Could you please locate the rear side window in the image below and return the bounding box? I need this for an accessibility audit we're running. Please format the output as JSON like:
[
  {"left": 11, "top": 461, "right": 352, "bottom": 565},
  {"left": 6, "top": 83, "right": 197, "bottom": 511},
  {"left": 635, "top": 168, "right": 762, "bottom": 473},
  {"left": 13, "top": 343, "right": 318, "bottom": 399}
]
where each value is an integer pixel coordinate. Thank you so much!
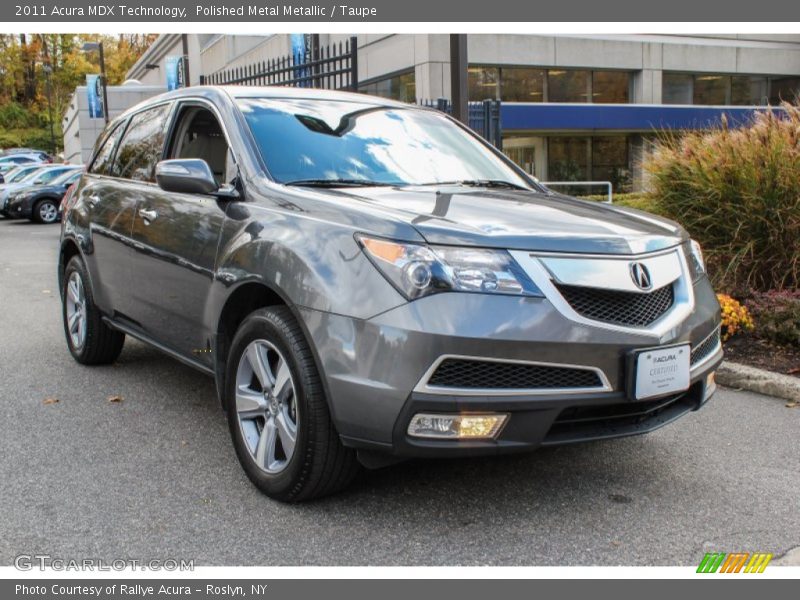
[
  {"left": 33, "top": 168, "right": 72, "bottom": 184},
  {"left": 89, "top": 122, "right": 125, "bottom": 175},
  {"left": 112, "top": 104, "right": 171, "bottom": 182}
]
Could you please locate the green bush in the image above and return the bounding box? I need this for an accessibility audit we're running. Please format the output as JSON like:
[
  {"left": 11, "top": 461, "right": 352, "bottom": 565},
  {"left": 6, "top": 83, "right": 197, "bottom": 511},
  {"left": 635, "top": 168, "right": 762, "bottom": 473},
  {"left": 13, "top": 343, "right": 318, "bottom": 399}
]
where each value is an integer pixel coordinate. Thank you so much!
[
  {"left": 746, "top": 290, "right": 800, "bottom": 348},
  {"left": 645, "top": 103, "right": 800, "bottom": 293},
  {"left": 0, "top": 102, "right": 33, "bottom": 129}
]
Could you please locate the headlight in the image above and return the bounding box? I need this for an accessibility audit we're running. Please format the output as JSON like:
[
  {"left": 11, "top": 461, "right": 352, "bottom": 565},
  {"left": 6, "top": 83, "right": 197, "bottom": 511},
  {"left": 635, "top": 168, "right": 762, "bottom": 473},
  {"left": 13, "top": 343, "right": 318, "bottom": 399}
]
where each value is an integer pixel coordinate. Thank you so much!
[
  {"left": 687, "top": 239, "right": 705, "bottom": 278},
  {"left": 357, "top": 235, "right": 543, "bottom": 300}
]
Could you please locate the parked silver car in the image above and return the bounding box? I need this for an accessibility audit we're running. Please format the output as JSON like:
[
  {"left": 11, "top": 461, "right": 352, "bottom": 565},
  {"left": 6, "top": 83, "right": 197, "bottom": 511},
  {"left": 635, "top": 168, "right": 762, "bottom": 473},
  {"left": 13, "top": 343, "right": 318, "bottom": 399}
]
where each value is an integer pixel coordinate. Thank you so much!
[{"left": 59, "top": 87, "right": 722, "bottom": 501}]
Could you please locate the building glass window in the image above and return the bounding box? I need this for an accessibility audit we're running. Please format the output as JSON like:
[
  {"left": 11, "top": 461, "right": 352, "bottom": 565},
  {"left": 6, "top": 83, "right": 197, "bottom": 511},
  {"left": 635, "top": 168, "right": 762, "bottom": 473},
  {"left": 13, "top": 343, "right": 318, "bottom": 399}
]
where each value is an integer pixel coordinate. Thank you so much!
[
  {"left": 663, "top": 73, "right": 693, "bottom": 104},
  {"left": 544, "top": 136, "right": 632, "bottom": 193},
  {"left": 693, "top": 74, "right": 730, "bottom": 105},
  {"left": 468, "top": 66, "right": 499, "bottom": 101},
  {"left": 360, "top": 71, "right": 416, "bottom": 103},
  {"left": 769, "top": 77, "right": 800, "bottom": 104},
  {"left": 547, "top": 137, "right": 589, "bottom": 182},
  {"left": 591, "top": 137, "right": 631, "bottom": 192},
  {"left": 731, "top": 76, "right": 768, "bottom": 105},
  {"left": 500, "top": 68, "right": 545, "bottom": 102},
  {"left": 547, "top": 70, "right": 590, "bottom": 103},
  {"left": 592, "top": 71, "right": 630, "bottom": 103}
]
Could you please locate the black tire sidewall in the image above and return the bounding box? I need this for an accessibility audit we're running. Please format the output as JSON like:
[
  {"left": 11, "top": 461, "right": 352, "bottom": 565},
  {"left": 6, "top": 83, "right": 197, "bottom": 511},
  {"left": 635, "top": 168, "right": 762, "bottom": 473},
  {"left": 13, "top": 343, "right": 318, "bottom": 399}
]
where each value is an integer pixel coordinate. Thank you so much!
[{"left": 224, "top": 309, "right": 315, "bottom": 499}]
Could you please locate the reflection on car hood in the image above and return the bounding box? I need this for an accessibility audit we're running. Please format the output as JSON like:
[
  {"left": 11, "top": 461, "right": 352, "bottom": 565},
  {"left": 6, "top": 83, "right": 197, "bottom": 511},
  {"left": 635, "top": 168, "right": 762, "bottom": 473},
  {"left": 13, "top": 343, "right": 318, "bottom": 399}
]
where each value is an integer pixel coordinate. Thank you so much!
[{"left": 329, "top": 186, "right": 686, "bottom": 255}]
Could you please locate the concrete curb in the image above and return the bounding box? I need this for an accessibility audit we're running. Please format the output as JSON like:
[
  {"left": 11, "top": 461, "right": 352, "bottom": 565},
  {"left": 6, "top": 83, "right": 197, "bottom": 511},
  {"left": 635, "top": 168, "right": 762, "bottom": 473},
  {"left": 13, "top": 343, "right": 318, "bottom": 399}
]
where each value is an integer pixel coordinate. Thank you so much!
[{"left": 716, "top": 361, "right": 800, "bottom": 403}]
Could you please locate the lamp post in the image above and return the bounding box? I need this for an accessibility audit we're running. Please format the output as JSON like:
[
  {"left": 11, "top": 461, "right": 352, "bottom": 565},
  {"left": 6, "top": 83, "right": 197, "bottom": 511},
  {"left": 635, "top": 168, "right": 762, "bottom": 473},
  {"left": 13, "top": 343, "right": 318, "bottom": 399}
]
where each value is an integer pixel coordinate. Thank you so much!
[{"left": 81, "top": 41, "right": 109, "bottom": 125}]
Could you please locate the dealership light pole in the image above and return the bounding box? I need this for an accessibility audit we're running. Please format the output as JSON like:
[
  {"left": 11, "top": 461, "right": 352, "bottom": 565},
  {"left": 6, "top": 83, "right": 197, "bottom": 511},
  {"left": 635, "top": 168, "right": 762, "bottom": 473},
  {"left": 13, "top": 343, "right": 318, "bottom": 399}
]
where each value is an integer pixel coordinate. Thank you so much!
[{"left": 81, "top": 41, "right": 110, "bottom": 124}]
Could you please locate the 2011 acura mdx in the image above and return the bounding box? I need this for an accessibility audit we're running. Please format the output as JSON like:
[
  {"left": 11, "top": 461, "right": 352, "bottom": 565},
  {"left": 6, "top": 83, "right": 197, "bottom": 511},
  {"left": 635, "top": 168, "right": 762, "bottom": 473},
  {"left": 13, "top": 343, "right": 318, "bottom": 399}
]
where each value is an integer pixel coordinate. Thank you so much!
[{"left": 59, "top": 87, "right": 722, "bottom": 501}]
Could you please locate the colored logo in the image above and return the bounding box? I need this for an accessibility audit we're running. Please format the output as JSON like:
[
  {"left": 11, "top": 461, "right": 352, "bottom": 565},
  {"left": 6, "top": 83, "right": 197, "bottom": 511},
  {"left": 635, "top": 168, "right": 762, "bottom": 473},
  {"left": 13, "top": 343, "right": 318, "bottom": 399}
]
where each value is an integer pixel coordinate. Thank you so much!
[{"left": 697, "top": 552, "right": 773, "bottom": 573}]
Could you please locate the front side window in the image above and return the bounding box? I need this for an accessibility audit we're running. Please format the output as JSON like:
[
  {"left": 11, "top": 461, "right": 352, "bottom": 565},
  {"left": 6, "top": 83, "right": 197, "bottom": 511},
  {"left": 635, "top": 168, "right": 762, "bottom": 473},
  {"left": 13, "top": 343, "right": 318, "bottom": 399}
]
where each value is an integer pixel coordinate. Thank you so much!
[
  {"left": 237, "top": 98, "right": 530, "bottom": 188},
  {"left": 89, "top": 122, "right": 125, "bottom": 175},
  {"left": 112, "top": 104, "right": 171, "bottom": 182}
]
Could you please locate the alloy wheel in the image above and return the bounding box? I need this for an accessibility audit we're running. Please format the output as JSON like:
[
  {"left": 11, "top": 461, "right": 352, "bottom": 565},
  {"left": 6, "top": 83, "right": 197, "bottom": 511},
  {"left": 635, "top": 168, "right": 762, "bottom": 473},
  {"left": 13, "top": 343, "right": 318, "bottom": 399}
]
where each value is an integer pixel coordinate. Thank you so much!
[
  {"left": 65, "top": 271, "right": 87, "bottom": 349},
  {"left": 235, "top": 340, "right": 299, "bottom": 474},
  {"left": 39, "top": 202, "right": 58, "bottom": 223}
]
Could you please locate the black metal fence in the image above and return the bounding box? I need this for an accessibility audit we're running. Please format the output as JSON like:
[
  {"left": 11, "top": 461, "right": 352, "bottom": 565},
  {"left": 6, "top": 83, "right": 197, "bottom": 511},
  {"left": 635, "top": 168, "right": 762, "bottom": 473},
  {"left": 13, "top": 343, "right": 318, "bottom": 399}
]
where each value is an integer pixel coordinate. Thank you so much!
[
  {"left": 419, "top": 98, "right": 503, "bottom": 150},
  {"left": 200, "top": 36, "right": 358, "bottom": 91}
]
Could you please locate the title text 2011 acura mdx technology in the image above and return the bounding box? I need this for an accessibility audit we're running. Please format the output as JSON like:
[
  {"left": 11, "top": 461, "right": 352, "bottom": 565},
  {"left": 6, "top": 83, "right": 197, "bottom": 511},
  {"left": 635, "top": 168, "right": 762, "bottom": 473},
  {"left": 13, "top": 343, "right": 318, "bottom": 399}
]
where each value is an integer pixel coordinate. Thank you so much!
[{"left": 59, "top": 87, "right": 722, "bottom": 501}]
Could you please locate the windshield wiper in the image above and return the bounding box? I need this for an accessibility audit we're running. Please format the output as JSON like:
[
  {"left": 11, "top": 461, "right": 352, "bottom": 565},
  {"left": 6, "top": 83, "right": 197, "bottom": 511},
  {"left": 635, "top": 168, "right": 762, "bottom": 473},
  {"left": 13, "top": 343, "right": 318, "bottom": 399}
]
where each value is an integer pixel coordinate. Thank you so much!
[
  {"left": 284, "top": 178, "right": 399, "bottom": 188},
  {"left": 418, "top": 179, "right": 528, "bottom": 190}
]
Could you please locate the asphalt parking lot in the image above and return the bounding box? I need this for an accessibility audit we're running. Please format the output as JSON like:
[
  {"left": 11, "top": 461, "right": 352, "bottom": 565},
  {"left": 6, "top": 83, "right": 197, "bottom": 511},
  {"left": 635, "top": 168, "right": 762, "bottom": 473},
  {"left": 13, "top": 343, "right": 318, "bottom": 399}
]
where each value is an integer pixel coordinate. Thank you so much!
[{"left": 0, "top": 218, "right": 798, "bottom": 567}]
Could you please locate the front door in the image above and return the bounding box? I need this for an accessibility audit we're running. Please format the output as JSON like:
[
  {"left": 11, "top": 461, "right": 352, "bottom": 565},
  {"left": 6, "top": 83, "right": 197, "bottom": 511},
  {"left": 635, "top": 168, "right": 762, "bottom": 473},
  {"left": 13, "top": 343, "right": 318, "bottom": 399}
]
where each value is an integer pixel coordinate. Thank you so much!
[{"left": 127, "top": 103, "right": 233, "bottom": 363}]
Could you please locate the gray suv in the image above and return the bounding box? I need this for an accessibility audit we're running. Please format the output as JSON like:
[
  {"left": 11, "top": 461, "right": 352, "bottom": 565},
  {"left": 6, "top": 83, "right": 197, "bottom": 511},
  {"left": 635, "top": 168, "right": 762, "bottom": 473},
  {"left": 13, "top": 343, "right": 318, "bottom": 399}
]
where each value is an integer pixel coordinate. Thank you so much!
[{"left": 59, "top": 87, "right": 722, "bottom": 501}]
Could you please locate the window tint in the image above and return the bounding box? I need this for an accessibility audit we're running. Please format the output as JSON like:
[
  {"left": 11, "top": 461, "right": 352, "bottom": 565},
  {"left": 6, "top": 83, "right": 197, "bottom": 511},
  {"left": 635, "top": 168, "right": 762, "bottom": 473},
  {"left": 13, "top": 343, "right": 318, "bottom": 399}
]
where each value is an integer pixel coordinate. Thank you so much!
[
  {"left": 112, "top": 104, "right": 171, "bottom": 182},
  {"left": 89, "top": 122, "right": 125, "bottom": 175}
]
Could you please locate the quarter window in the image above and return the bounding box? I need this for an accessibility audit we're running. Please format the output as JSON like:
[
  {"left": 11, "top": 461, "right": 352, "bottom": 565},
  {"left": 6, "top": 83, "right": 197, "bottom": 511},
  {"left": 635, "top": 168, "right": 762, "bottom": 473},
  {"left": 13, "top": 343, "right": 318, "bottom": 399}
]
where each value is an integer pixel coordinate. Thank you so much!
[{"left": 112, "top": 104, "right": 171, "bottom": 182}]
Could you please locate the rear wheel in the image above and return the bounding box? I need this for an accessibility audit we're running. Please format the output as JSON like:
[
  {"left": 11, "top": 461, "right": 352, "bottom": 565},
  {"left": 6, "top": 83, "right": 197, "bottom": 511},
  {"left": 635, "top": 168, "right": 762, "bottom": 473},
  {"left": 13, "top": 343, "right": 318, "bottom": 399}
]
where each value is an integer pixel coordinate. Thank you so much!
[
  {"left": 62, "top": 256, "right": 125, "bottom": 364},
  {"left": 225, "top": 306, "right": 360, "bottom": 502},
  {"left": 33, "top": 199, "right": 59, "bottom": 224}
]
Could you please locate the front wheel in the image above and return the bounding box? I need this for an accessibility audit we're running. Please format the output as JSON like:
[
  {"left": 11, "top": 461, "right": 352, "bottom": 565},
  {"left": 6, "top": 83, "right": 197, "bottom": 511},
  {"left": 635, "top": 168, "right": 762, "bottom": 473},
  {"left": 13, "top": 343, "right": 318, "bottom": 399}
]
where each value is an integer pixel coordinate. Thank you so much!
[
  {"left": 224, "top": 306, "right": 360, "bottom": 502},
  {"left": 33, "top": 199, "right": 59, "bottom": 224}
]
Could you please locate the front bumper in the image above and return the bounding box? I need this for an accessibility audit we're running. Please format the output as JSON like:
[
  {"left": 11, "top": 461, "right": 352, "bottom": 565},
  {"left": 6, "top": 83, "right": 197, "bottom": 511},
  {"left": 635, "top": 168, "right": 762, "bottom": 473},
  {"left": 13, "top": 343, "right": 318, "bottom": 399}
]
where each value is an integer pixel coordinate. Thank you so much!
[
  {"left": 4, "top": 198, "right": 33, "bottom": 219},
  {"left": 299, "top": 276, "right": 722, "bottom": 457}
]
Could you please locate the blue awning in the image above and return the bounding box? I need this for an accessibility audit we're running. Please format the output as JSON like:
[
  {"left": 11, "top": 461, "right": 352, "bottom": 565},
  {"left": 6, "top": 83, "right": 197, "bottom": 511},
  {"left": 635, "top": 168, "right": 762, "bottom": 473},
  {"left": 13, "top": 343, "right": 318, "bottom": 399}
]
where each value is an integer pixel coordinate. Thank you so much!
[{"left": 500, "top": 103, "right": 781, "bottom": 132}]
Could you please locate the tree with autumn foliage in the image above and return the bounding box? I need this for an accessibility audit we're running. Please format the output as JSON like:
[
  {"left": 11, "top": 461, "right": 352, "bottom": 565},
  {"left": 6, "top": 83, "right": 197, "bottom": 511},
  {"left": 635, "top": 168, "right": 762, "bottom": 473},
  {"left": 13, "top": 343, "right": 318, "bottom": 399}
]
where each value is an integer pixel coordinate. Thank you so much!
[{"left": 0, "top": 34, "right": 157, "bottom": 154}]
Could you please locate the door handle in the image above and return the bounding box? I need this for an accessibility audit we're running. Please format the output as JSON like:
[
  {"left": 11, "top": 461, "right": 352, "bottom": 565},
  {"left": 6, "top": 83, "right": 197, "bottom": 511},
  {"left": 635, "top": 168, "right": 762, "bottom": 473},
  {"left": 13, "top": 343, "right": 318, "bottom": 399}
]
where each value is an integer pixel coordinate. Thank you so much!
[{"left": 138, "top": 208, "right": 158, "bottom": 222}]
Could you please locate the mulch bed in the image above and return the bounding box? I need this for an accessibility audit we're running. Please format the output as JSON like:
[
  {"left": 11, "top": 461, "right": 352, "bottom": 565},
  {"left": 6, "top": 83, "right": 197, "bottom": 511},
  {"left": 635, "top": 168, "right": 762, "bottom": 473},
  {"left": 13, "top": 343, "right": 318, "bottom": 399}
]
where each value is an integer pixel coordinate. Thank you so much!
[{"left": 723, "top": 335, "right": 800, "bottom": 379}]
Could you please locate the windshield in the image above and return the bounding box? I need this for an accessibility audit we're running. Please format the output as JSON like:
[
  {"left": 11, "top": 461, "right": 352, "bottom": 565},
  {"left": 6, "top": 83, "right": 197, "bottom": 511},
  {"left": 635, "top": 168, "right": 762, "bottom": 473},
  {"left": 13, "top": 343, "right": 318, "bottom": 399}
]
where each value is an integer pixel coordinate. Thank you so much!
[
  {"left": 7, "top": 166, "right": 42, "bottom": 182},
  {"left": 237, "top": 98, "right": 531, "bottom": 188}
]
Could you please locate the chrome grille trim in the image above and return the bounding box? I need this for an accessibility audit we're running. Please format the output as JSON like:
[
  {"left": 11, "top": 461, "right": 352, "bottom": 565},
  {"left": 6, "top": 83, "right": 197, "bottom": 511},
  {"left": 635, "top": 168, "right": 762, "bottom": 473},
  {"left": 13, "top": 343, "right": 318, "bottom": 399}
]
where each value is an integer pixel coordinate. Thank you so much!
[
  {"left": 509, "top": 247, "right": 696, "bottom": 341},
  {"left": 414, "top": 354, "right": 612, "bottom": 396}
]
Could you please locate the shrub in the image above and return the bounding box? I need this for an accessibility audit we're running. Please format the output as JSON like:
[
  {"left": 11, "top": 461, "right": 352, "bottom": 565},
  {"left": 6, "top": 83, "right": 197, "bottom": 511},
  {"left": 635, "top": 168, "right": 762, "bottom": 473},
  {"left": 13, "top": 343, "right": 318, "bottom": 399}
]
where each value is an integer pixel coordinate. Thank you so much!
[
  {"left": 717, "top": 294, "right": 755, "bottom": 341},
  {"left": 745, "top": 290, "right": 800, "bottom": 348},
  {"left": 645, "top": 103, "right": 800, "bottom": 293}
]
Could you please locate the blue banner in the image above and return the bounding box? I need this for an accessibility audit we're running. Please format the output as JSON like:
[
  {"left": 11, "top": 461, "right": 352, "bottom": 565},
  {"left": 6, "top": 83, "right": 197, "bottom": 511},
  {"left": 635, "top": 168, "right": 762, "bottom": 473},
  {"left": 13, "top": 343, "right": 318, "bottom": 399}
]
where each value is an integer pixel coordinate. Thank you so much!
[
  {"left": 165, "top": 55, "right": 185, "bottom": 91},
  {"left": 86, "top": 74, "right": 104, "bottom": 119}
]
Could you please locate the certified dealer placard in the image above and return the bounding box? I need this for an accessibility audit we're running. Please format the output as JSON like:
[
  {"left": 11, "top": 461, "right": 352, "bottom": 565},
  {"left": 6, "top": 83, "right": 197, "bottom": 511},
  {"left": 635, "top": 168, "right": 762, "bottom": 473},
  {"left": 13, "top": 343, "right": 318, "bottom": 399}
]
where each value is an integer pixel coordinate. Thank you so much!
[{"left": 635, "top": 344, "right": 690, "bottom": 400}]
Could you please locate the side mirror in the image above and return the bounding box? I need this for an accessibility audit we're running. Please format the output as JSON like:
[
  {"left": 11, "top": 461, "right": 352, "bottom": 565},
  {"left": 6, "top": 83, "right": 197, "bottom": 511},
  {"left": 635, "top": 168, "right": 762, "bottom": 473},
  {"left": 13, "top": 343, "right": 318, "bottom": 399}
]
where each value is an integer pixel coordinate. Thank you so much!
[{"left": 155, "top": 159, "right": 227, "bottom": 196}]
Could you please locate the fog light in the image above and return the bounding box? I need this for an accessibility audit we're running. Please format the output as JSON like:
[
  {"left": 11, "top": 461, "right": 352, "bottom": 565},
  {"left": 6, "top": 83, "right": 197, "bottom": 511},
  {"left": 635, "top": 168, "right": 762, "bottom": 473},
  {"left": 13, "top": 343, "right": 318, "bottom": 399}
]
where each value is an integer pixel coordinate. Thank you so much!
[{"left": 407, "top": 413, "right": 508, "bottom": 439}]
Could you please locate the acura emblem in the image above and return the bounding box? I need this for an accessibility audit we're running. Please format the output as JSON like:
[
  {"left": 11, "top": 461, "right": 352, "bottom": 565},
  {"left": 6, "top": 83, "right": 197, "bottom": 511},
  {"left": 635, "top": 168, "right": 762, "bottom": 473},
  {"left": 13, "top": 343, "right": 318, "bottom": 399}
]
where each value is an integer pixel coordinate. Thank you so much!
[{"left": 629, "top": 262, "right": 652, "bottom": 290}]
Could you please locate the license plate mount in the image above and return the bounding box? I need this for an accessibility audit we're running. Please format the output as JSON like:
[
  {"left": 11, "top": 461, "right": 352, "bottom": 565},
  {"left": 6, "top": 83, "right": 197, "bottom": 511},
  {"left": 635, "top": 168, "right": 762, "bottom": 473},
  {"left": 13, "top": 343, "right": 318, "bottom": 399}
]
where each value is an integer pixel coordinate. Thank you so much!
[{"left": 628, "top": 343, "right": 691, "bottom": 401}]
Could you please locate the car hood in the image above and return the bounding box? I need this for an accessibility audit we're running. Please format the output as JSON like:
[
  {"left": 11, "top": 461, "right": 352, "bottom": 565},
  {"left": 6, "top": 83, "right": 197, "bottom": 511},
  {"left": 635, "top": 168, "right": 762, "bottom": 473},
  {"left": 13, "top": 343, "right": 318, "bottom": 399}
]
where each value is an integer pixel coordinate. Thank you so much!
[{"left": 325, "top": 186, "right": 686, "bottom": 255}]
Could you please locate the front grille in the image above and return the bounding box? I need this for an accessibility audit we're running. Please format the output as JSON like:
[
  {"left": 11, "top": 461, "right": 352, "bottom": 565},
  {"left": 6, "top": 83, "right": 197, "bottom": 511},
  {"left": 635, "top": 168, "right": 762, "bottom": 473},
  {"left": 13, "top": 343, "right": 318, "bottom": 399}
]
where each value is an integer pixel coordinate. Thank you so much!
[
  {"left": 555, "top": 282, "right": 675, "bottom": 327},
  {"left": 691, "top": 327, "right": 721, "bottom": 366},
  {"left": 427, "top": 358, "right": 604, "bottom": 390}
]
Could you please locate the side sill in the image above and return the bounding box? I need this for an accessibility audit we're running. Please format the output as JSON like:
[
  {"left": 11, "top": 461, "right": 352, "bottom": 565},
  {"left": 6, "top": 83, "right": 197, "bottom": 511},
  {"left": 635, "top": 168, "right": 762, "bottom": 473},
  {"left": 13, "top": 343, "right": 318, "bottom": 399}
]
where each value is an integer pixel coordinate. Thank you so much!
[{"left": 101, "top": 316, "right": 215, "bottom": 377}]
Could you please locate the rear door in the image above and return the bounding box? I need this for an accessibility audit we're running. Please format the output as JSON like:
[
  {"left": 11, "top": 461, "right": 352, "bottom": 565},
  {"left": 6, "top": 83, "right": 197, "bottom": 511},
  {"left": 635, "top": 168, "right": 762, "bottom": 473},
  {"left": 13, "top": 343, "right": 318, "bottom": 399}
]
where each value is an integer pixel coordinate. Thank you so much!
[
  {"left": 77, "top": 120, "right": 139, "bottom": 316},
  {"left": 127, "top": 101, "right": 232, "bottom": 362}
]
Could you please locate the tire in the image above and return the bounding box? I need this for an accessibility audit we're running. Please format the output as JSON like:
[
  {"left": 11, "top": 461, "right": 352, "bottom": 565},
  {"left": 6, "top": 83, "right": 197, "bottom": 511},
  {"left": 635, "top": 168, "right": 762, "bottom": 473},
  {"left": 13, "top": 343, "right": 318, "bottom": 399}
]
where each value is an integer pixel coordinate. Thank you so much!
[
  {"left": 62, "top": 256, "right": 125, "bottom": 365},
  {"left": 225, "top": 306, "right": 360, "bottom": 502},
  {"left": 33, "top": 199, "right": 59, "bottom": 224}
]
